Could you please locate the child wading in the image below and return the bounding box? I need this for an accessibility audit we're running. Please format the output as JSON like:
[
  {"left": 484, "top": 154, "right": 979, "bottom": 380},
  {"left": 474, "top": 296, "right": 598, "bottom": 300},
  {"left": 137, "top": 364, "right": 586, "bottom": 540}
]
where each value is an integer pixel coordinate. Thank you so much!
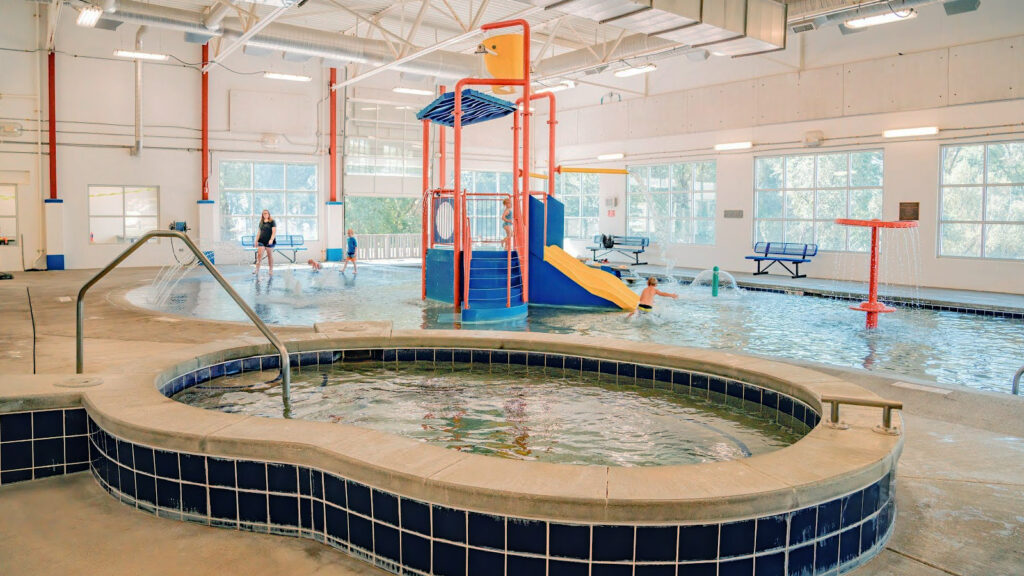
[
  {"left": 340, "top": 229, "right": 358, "bottom": 274},
  {"left": 630, "top": 276, "right": 678, "bottom": 317}
]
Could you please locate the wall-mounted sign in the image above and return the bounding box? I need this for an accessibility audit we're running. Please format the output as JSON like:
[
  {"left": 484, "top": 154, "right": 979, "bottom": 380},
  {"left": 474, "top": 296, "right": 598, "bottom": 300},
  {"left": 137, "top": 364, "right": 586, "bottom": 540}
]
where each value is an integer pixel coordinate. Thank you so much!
[
  {"left": 899, "top": 202, "right": 920, "bottom": 221},
  {"left": 607, "top": 210, "right": 616, "bottom": 217}
]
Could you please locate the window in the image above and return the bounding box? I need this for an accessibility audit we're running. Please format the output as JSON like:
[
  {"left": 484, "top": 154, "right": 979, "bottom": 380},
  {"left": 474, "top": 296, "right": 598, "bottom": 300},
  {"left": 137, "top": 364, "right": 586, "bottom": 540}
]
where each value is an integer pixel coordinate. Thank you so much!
[
  {"left": 627, "top": 161, "right": 716, "bottom": 245},
  {"left": 219, "top": 161, "right": 319, "bottom": 241},
  {"left": 345, "top": 196, "right": 420, "bottom": 234},
  {"left": 88, "top": 185, "right": 159, "bottom": 244},
  {"left": 753, "top": 150, "right": 883, "bottom": 252},
  {"left": 345, "top": 138, "right": 420, "bottom": 177},
  {"left": 557, "top": 172, "right": 600, "bottom": 239},
  {"left": 939, "top": 141, "right": 1024, "bottom": 260},
  {"left": 0, "top": 184, "right": 16, "bottom": 245}
]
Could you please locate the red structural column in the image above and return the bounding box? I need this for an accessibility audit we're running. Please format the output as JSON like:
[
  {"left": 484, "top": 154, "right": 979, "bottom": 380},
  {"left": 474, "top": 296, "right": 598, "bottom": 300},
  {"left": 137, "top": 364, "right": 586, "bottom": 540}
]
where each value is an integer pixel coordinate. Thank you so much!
[
  {"left": 329, "top": 67, "right": 337, "bottom": 202},
  {"left": 201, "top": 44, "right": 210, "bottom": 201},
  {"left": 421, "top": 119, "right": 430, "bottom": 301},
  {"left": 48, "top": 51, "right": 57, "bottom": 200},
  {"left": 439, "top": 86, "right": 446, "bottom": 189}
]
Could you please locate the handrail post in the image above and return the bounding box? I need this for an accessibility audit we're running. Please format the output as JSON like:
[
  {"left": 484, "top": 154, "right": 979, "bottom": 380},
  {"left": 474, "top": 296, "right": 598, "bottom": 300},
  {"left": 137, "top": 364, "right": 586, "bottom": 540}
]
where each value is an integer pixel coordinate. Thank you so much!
[
  {"left": 821, "top": 395, "right": 903, "bottom": 436},
  {"left": 1013, "top": 365, "right": 1023, "bottom": 395},
  {"left": 76, "top": 230, "right": 291, "bottom": 402}
]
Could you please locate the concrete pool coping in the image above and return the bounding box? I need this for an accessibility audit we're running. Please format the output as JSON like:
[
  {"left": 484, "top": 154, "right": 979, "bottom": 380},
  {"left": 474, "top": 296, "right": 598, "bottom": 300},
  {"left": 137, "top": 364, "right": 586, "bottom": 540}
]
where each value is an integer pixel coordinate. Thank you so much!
[{"left": 1, "top": 327, "right": 903, "bottom": 525}]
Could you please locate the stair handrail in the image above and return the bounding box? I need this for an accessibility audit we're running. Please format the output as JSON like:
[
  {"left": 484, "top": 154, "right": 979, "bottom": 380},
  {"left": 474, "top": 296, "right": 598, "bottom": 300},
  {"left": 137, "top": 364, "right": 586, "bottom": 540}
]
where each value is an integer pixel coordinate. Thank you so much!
[
  {"left": 76, "top": 230, "right": 290, "bottom": 400},
  {"left": 1013, "top": 365, "right": 1023, "bottom": 395}
]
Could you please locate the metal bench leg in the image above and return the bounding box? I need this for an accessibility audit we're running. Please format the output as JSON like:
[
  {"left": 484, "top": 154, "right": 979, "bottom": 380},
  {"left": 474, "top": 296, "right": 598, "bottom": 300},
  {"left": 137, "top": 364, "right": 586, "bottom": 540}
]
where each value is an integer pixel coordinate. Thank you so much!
[
  {"left": 791, "top": 261, "right": 806, "bottom": 279},
  {"left": 753, "top": 260, "right": 772, "bottom": 275}
]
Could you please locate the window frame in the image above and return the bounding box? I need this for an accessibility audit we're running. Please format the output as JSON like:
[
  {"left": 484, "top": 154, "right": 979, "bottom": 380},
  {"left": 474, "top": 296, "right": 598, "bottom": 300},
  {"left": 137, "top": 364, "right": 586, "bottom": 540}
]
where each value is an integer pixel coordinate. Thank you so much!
[
  {"left": 752, "top": 149, "right": 884, "bottom": 253},
  {"left": 626, "top": 159, "right": 717, "bottom": 246},
  {"left": 937, "top": 139, "right": 1024, "bottom": 261},
  {"left": 556, "top": 171, "right": 600, "bottom": 240},
  {"left": 87, "top": 184, "right": 160, "bottom": 245},
  {"left": 218, "top": 160, "right": 320, "bottom": 242}
]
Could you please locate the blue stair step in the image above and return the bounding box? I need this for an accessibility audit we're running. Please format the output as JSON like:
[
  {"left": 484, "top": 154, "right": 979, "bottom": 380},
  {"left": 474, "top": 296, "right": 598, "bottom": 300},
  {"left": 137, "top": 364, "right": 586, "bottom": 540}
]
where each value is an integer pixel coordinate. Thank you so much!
[
  {"left": 461, "top": 302, "right": 528, "bottom": 323},
  {"left": 470, "top": 275, "right": 523, "bottom": 289},
  {"left": 469, "top": 286, "right": 524, "bottom": 301},
  {"left": 471, "top": 250, "right": 519, "bottom": 259},
  {"left": 471, "top": 260, "right": 521, "bottom": 271}
]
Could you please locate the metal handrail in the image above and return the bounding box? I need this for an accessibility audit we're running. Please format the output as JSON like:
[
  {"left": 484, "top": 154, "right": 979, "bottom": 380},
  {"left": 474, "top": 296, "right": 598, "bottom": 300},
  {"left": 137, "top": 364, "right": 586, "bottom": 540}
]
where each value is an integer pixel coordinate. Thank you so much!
[
  {"left": 820, "top": 395, "right": 903, "bottom": 435},
  {"left": 76, "top": 230, "right": 290, "bottom": 400},
  {"left": 1013, "top": 365, "right": 1023, "bottom": 395}
]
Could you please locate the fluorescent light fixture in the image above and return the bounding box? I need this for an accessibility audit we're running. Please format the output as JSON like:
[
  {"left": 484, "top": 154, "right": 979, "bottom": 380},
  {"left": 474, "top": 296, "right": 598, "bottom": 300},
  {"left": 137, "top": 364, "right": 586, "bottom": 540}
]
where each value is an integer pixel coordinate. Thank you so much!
[
  {"left": 263, "top": 72, "right": 312, "bottom": 82},
  {"left": 845, "top": 8, "right": 916, "bottom": 29},
  {"left": 614, "top": 63, "right": 656, "bottom": 78},
  {"left": 77, "top": 5, "right": 103, "bottom": 28},
  {"left": 714, "top": 141, "right": 753, "bottom": 151},
  {"left": 533, "top": 80, "right": 575, "bottom": 94},
  {"left": 360, "top": 107, "right": 377, "bottom": 111},
  {"left": 393, "top": 87, "right": 433, "bottom": 96},
  {"left": 597, "top": 153, "right": 624, "bottom": 161},
  {"left": 882, "top": 126, "right": 939, "bottom": 138},
  {"left": 113, "top": 50, "right": 169, "bottom": 61}
]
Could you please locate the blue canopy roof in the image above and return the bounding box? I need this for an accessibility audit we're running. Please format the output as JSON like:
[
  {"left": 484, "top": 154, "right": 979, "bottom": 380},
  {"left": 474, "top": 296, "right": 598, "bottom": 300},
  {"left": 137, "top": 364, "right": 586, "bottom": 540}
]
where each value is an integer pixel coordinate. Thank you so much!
[{"left": 416, "top": 89, "right": 517, "bottom": 127}]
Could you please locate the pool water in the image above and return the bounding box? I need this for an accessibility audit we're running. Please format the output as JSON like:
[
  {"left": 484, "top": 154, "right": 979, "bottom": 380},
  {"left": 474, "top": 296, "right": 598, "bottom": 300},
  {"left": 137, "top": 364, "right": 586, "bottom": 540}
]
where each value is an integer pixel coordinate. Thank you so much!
[
  {"left": 128, "top": 264, "right": 1024, "bottom": 393},
  {"left": 172, "top": 361, "right": 803, "bottom": 467}
]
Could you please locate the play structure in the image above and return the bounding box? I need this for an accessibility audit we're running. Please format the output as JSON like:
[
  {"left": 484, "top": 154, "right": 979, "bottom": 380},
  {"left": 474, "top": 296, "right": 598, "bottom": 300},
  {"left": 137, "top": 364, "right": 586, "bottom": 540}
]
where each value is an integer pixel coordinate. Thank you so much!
[
  {"left": 835, "top": 218, "right": 920, "bottom": 329},
  {"left": 418, "top": 20, "right": 637, "bottom": 322}
]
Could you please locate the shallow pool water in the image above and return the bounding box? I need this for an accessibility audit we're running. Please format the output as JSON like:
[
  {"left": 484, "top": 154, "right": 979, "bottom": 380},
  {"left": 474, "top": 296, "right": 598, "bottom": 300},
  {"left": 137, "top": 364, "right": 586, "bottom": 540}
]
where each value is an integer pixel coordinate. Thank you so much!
[
  {"left": 128, "top": 264, "right": 1024, "bottom": 393},
  {"left": 173, "top": 361, "right": 802, "bottom": 467}
]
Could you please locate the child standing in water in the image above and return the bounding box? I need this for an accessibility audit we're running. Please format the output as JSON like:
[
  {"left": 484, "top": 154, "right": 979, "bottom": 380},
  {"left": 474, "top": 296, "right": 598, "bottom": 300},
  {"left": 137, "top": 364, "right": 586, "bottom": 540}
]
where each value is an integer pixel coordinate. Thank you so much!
[
  {"left": 340, "top": 228, "right": 358, "bottom": 274},
  {"left": 631, "top": 276, "right": 677, "bottom": 316},
  {"left": 501, "top": 197, "right": 513, "bottom": 251}
]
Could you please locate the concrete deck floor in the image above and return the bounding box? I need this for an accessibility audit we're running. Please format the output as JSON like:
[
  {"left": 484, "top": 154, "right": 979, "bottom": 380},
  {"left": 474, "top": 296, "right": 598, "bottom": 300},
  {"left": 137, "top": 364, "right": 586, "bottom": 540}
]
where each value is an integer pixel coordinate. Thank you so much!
[{"left": 1, "top": 268, "right": 1022, "bottom": 576}]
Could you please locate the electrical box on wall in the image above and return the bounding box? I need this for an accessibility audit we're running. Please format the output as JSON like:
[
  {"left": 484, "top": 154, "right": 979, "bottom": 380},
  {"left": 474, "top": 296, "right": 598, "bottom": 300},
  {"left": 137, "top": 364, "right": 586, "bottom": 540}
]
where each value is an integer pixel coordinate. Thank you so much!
[
  {"left": 899, "top": 202, "right": 920, "bottom": 221},
  {"left": 604, "top": 197, "right": 618, "bottom": 208}
]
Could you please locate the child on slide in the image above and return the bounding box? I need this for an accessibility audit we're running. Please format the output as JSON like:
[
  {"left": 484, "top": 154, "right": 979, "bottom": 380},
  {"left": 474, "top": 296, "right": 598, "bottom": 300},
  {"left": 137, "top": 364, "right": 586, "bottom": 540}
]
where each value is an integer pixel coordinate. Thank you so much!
[{"left": 630, "top": 277, "right": 678, "bottom": 317}]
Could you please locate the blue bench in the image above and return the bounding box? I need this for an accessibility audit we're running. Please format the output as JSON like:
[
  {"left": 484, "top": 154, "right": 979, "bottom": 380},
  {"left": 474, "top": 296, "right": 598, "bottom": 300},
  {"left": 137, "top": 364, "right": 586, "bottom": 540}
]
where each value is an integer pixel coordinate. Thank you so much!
[
  {"left": 240, "top": 234, "right": 307, "bottom": 263},
  {"left": 746, "top": 242, "right": 817, "bottom": 278},
  {"left": 589, "top": 234, "right": 649, "bottom": 265}
]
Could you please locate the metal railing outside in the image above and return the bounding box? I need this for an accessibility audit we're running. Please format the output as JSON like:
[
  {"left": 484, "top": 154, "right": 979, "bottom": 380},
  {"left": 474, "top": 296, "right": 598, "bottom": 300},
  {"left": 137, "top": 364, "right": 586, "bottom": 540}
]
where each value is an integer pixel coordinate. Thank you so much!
[
  {"left": 1013, "top": 365, "right": 1023, "bottom": 395},
  {"left": 76, "top": 230, "right": 291, "bottom": 401},
  {"left": 359, "top": 233, "right": 422, "bottom": 260}
]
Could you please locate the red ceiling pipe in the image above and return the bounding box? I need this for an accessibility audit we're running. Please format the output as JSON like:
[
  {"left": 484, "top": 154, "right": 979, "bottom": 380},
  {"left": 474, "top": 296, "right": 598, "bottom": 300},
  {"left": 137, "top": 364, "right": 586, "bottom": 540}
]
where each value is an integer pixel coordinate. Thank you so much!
[
  {"left": 201, "top": 43, "right": 210, "bottom": 201},
  {"left": 329, "top": 67, "right": 338, "bottom": 203},
  {"left": 48, "top": 51, "right": 57, "bottom": 200}
]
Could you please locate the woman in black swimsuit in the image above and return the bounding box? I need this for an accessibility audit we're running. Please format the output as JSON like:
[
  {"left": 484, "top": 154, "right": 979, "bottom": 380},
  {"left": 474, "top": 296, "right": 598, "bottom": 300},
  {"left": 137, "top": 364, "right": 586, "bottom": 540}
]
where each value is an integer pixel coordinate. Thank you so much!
[{"left": 254, "top": 209, "right": 277, "bottom": 276}]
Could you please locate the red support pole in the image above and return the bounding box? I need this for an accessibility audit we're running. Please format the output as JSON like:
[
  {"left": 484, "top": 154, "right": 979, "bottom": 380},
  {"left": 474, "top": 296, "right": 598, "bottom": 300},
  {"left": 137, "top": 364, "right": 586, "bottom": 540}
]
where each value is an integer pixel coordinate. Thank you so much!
[
  {"left": 329, "top": 67, "right": 337, "bottom": 203},
  {"left": 422, "top": 119, "right": 430, "bottom": 301},
  {"left": 201, "top": 44, "right": 210, "bottom": 201},
  {"left": 454, "top": 87, "right": 463, "bottom": 312},
  {"left": 439, "top": 86, "right": 446, "bottom": 188},
  {"left": 47, "top": 51, "right": 57, "bottom": 200},
  {"left": 866, "top": 226, "right": 880, "bottom": 329}
]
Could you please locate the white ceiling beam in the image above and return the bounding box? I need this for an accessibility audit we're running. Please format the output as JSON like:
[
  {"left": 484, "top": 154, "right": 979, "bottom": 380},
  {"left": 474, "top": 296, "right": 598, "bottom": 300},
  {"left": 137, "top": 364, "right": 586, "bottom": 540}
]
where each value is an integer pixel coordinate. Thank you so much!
[
  {"left": 468, "top": 0, "right": 492, "bottom": 31},
  {"left": 399, "top": 0, "right": 432, "bottom": 58},
  {"left": 204, "top": 1, "right": 296, "bottom": 72}
]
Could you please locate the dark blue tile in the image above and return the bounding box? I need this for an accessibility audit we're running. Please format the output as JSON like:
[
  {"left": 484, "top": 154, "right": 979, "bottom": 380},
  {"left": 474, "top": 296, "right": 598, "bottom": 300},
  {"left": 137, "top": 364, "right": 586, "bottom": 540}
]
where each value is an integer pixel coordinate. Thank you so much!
[
  {"left": 618, "top": 362, "right": 636, "bottom": 380},
  {"left": 349, "top": 514, "right": 373, "bottom": 550},
  {"left": 207, "top": 458, "right": 235, "bottom": 487},
  {"left": 33, "top": 410, "right": 64, "bottom": 439},
  {"left": 66, "top": 462, "right": 89, "bottom": 474},
  {"left": 756, "top": 551, "right": 786, "bottom": 576},
  {"left": 397, "top": 348, "right": 416, "bottom": 362},
  {"left": 157, "top": 478, "right": 181, "bottom": 510},
  {"left": 374, "top": 523, "right": 401, "bottom": 562},
  {"left": 242, "top": 357, "right": 261, "bottom": 372},
  {"left": 636, "top": 565, "right": 675, "bottom": 576},
  {"left": 635, "top": 364, "right": 654, "bottom": 382},
  {"left": 743, "top": 384, "right": 762, "bottom": 404},
  {"left": 132, "top": 445, "right": 154, "bottom": 475},
  {"left": 508, "top": 351, "right": 527, "bottom": 366},
  {"left": 860, "top": 517, "right": 878, "bottom": 553},
  {"left": 507, "top": 554, "right": 545, "bottom": 576},
  {"left": 709, "top": 377, "right": 727, "bottom": 395},
  {"left": 527, "top": 352, "right": 546, "bottom": 367},
  {"left": 468, "top": 512, "right": 504, "bottom": 550},
  {"left": 433, "top": 505, "right": 466, "bottom": 543},
  {"left": 311, "top": 470, "right": 323, "bottom": 500},
  {"left": 545, "top": 354, "right": 564, "bottom": 369},
  {"left": 181, "top": 482, "right": 207, "bottom": 515},
  {"left": 840, "top": 525, "right": 862, "bottom": 565},
  {"left": 0, "top": 413, "right": 31, "bottom": 442},
  {"left": 719, "top": 557, "right": 753, "bottom": 576},
  {"left": 34, "top": 465, "right": 62, "bottom": 479},
  {"left": 726, "top": 380, "right": 744, "bottom": 400},
  {"left": 402, "top": 532, "right": 431, "bottom": 573},
  {"left": 318, "top": 351, "right": 336, "bottom": 365},
  {"left": 549, "top": 559, "right": 588, "bottom": 576},
  {"left": 599, "top": 360, "right": 618, "bottom": 376},
  {"left": 224, "top": 359, "right": 243, "bottom": 375},
  {"left": 297, "top": 468, "right": 311, "bottom": 496},
  {"left": 401, "top": 498, "right": 431, "bottom": 536},
  {"left": 300, "top": 352, "right": 319, "bottom": 367},
  {"left": 778, "top": 396, "right": 794, "bottom": 417},
  {"left": 436, "top": 348, "right": 455, "bottom": 363},
  {"left": 116, "top": 440, "right": 134, "bottom": 467},
  {"left": 33, "top": 438, "right": 64, "bottom": 467},
  {"left": 550, "top": 523, "right": 589, "bottom": 560},
  {"left": 690, "top": 373, "right": 709, "bottom": 391},
  {"left": 347, "top": 481, "right": 371, "bottom": 515},
  {"left": 64, "top": 409, "right": 88, "bottom": 436},
  {"left": 789, "top": 507, "right": 816, "bottom": 545},
  {"left": 135, "top": 472, "right": 157, "bottom": 505},
  {"left": 1, "top": 469, "right": 32, "bottom": 484},
  {"left": 815, "top": 534, "right": 839, "bottom": 574},
  {"left": 592, "top": 564, "right": 633, "bottom": 576},
  {"left": 313, "top": 499, "right": 325, "bottom": 533},
  {"left": 453, "top": 349, "right": 471, "bottom": 364},
  {"left": 325, "top": 474, "right": 346, "bottom": 507},
  {"left": 118, "top": 465, "right": 135, "bottom": 497},
  {"left": 299, "top": 497, "right": 313, "bottom": 530},
  {"left": 678, "top": 524, "right": 718, "bottom": 561},
  {"left": 372, "top": 489, "right": 399, "bottom": 526},
  {"left": 469, "top": 548, "right": 504, "bottom": 575},
  {"left": 417, "top": 348, "right": 436, "bottom": 362},
  {"left": 564, "top": 355, "right": 582, "bottom": 372},
  {"left": 756, "top": 514, "right": 787, "bottom": 552},
  {"left": 719, "top": 519, "right": 755, "bottom": 558},
  {"left": 793, "top": 403, "right": 805, "bottom": 425},
  {"left": 382, "top": 348, "right": 397, "bottom": 362},
  {"left": 154, "top": 450, "right": 179, "bottom": 479},
  {"left": 234, "top": 489, "right": 265, "bottom": 524},
  {"left": 581, "top": 357, "right": 599, "bottom": 373},
  {"left": 636, "top": 526, "right": 676, "bottom": 561},
  {"left": 507, "top": 518, "right": 546, "bottom": 555},
  {"left": 210, "top": 362, "right": 225, "bottom": 379},
  {"left": 267, "top": 463, "right": 297, "bottom": 494},
  {"left": 432, "top": 541, "right": 465, "bottom": 576},
  {"left": 817, "top": 498, "right": 841, "bottom": 537},
  {"left": 269, "top": 494, "right": 299, "bottom": 527},
  {"left": 593, "top": 525, "right": 633, "bottom": 561},
  {"left": 236, "top": 461, "right": 266, "bottom": 491},
  {"left": 841, "top": 490, "right": 864, "bottom": 527},
  {"left": 677, "top": 562, "right": 717, "bottom": 576},
  {"left": 326, "top": 503, "right": 348, "bottom": 541},
  {"left": 179, "top": 453, "right": 206, "bottom": 484}
]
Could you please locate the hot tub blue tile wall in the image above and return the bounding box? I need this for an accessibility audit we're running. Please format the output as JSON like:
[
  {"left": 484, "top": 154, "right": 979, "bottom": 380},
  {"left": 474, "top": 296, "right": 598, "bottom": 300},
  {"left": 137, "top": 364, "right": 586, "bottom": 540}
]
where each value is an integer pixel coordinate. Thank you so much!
[
  {"left": 0, "top": 408, "right": 91, "bottom": 485},
  {"left": 1, "top": 349, "right": 895, "bottom": 575}
]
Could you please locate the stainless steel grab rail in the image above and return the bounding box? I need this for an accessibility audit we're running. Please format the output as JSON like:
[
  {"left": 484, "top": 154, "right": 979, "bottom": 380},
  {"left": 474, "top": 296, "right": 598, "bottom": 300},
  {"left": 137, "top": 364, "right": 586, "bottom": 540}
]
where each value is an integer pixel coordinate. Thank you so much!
[
  {"left": 820, "top": 395, "right": 903, "bottom": 435},
  {"left": 1013, "top": 365, "right": 1023, "bottom": 396},
  {"left": 76, "top": 230, "right": 291, "bottom": 401}
]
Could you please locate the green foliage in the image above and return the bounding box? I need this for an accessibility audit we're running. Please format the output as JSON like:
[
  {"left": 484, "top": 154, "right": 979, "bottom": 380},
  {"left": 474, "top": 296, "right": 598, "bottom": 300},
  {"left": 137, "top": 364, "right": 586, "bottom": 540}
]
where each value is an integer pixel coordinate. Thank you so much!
[{"left": 345, "top": 196, "right": 421, "bottom": 234}]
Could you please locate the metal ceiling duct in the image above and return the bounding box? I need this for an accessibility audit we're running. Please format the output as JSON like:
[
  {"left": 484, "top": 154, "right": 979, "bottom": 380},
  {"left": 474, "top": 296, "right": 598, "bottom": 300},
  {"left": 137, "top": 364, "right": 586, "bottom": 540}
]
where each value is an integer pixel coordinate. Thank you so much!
[{"left": 534, "top": 33, "right": 678, "bottom": 78}]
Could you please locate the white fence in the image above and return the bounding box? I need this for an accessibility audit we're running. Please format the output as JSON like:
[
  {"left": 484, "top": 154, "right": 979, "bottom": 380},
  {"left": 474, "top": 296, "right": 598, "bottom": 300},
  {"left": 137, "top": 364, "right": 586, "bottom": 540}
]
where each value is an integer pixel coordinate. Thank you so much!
[{"left": 359, "top": 233, "right": 422, "bottom": 260}]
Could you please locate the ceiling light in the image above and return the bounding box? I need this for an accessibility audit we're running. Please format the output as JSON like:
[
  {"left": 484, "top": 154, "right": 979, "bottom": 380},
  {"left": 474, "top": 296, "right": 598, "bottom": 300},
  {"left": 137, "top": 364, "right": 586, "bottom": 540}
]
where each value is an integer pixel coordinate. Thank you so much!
[
  {"left": 263, "top": 72, "right": 312, "bottom": 82},
  {"left": 714, "top": 141, "right": 753, "bottom": 151},
  {"left": 614, "top": 63, "right": 656, "bottom": 78},
  {"left": 883, "top": 126, "right": 939, "bottom": 138},
  {"left": 393, "top": 87, "right": 433, "bottom": 96},
  {"left": 533, "top": 80, "right": 575, "bottom": 94},
  {"left": 77, "top": 5, "right": 103, "bottom": 28},
  {"left": 113, "top": 50, "right": 169, "bottom": 61},
  {"left": 360, "top": 107, "right": 377, "bottom": 111},
  {"left": 845, "top": 8, "right": 917, "bottom": 29},
  {"left": 597, "top": 153, "right": 624, "bottom": 161}
]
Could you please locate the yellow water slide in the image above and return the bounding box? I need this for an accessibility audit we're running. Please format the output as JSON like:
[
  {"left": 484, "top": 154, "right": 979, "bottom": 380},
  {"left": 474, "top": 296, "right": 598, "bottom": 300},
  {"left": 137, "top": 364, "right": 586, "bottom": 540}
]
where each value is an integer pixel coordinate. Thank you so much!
[{"left": 543, "top": 245, "right": 639, "bottom": 310}]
